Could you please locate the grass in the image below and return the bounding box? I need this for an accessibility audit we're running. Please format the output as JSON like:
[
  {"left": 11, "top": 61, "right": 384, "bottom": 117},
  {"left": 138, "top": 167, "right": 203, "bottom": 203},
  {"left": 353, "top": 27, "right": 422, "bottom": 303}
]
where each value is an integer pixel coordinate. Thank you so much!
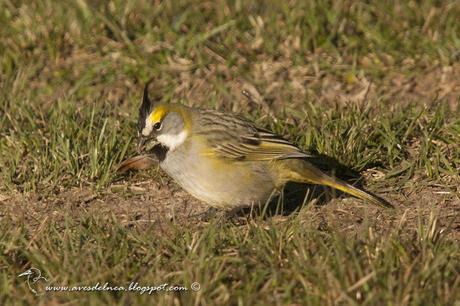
[
  {"left": 1, "top": 210, "right": 459, "bottom": 305},
  {"left": 0, "top": 0, "right": 459, "bottom": 305}
]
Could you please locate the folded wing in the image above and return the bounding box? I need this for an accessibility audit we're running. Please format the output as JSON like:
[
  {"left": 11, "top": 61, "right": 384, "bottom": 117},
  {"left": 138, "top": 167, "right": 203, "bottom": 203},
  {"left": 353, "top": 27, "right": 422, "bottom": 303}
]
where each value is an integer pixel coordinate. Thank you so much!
[{"left": 195, "top": 110, "right": 311, "bottom": 161}]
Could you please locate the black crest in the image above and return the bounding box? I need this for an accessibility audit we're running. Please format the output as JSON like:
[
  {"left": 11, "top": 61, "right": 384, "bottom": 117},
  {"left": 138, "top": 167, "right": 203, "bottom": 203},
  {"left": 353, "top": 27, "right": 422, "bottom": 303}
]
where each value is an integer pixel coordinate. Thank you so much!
[{"left": 138, "top": 81, "right": 153, "bottom": 132}]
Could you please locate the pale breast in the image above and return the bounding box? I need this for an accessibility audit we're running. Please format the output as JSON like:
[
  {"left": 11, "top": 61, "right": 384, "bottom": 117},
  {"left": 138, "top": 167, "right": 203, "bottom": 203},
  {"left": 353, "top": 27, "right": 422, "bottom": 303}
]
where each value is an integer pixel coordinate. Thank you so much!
[{"left": 160, "top": 141, "right": 277, "bottom": 209}]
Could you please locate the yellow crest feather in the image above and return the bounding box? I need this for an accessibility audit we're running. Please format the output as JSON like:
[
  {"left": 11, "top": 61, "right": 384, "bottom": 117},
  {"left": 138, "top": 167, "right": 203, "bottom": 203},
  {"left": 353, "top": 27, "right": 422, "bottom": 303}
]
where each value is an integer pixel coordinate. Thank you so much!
[{"left": 149, "top": 105, "right": 168, "bottom": 123}]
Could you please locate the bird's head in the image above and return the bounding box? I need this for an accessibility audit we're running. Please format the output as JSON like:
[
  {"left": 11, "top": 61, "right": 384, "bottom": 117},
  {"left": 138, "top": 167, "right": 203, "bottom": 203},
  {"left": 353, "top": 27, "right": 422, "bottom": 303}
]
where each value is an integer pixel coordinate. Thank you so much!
[{"left": 137, "top": 83, "right": 191, "bottom": 154}]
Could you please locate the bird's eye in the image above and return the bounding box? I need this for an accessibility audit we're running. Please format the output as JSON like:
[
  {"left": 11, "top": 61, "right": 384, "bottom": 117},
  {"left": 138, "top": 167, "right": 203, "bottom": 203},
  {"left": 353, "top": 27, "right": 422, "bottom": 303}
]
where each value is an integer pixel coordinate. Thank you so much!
[{"left": 153, "top": 122, "right": 162, "bottom": 130}]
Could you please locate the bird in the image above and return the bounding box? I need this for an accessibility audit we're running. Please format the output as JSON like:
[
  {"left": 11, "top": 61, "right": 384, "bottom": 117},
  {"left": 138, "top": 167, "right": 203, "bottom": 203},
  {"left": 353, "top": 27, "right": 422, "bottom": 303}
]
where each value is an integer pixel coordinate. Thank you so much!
[
  {"left": 119, "top": 83, "right": 393, "bottom": 210},
  {"left": 18, "top": 267, "right": 48, "bottom": 295}
]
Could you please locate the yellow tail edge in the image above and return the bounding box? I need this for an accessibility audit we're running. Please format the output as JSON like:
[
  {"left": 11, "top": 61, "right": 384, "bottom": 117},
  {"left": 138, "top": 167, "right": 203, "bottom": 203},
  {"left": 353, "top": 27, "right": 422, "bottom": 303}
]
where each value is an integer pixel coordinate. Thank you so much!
[{"left": 316, "top": 175, "right": 394, "bottom": 209}]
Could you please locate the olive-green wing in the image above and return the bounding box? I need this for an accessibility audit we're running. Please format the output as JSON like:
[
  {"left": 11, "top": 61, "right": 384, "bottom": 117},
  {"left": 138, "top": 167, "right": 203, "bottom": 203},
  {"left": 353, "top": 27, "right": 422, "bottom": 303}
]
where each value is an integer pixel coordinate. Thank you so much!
[{"left": 194, "top": 110, "right": 310, "bottom": 161}]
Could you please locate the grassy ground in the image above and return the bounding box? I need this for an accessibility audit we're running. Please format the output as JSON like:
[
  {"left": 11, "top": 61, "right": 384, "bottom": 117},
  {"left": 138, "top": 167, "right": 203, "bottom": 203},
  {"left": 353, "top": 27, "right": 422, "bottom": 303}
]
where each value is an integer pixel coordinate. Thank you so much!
[{"left": 1, "top": 0, "right": 459, "bottom": 305}]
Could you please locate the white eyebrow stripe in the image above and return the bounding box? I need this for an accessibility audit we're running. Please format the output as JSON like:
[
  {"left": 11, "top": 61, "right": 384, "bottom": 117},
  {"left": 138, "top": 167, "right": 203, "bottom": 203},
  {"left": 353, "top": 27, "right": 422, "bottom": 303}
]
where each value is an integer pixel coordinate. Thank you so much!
[{"left": 142, "top": 117, "right": 153, "bottom": 136}]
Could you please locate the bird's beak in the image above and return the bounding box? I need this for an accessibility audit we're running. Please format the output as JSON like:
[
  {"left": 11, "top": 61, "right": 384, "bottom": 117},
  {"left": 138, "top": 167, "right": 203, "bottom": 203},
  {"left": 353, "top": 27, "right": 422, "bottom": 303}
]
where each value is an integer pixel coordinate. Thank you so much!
[{"left": 137, "top": 137, "right": 159, "bottom": 153}]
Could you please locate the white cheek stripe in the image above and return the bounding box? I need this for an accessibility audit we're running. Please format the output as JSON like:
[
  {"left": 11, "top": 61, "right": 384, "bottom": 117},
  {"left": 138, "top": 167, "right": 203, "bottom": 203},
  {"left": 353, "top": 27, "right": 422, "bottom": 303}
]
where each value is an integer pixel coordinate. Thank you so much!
[
  {"left": 142, "top": 118, "right": 153, "bottom": 136},
  {"left": 157, "top": 130, "right": 188, "bottom": 151}
]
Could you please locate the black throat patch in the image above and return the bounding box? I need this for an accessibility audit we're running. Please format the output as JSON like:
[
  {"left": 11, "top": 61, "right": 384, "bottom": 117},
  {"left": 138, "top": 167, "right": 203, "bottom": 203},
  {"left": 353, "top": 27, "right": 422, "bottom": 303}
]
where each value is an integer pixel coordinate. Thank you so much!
[{"left": 150, "top": 144, "right": 168, "bottom": 162}]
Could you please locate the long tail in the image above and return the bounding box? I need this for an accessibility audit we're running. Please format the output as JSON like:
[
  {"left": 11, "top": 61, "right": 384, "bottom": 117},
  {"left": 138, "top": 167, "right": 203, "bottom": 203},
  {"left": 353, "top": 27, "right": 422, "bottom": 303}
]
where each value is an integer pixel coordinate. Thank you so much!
[
  {"left": 283, "top": 160, "right": 394, "bottom": 209},
  {"left": 314, "top": 173, "right": 393, "bottom": 208}
]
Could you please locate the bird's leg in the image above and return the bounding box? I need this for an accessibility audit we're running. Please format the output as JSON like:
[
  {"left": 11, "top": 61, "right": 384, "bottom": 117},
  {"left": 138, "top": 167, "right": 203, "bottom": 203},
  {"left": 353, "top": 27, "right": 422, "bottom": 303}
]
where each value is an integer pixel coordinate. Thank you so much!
[{"left": 189, "top": 207, "right": 221, "bottom": 221}]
